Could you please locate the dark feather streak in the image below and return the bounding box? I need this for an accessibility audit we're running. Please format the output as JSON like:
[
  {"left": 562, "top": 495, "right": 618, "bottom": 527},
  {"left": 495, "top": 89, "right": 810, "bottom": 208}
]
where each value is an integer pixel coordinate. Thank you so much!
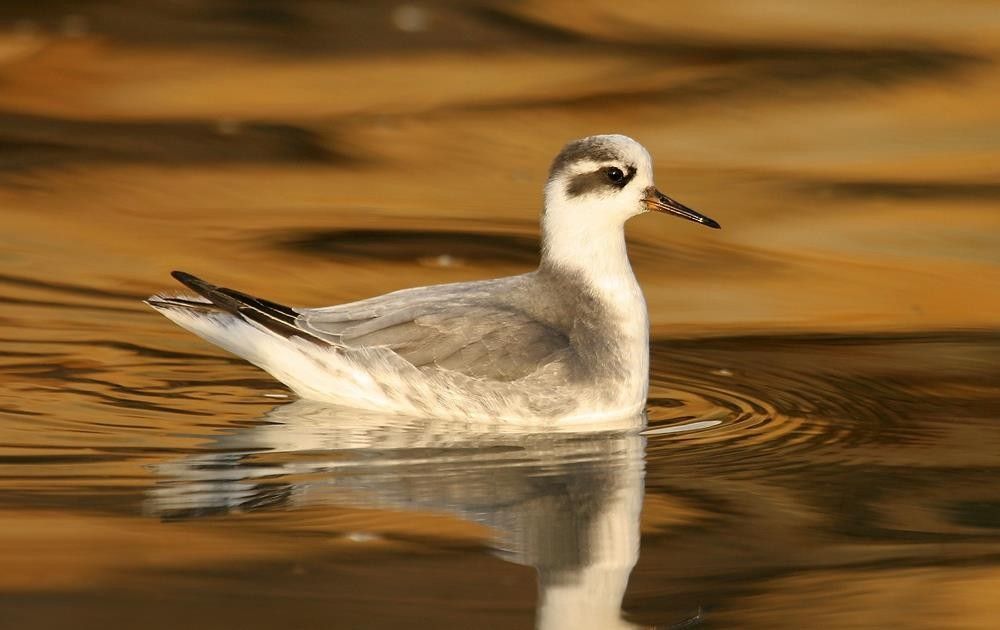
[{"left": 168, "top": 270, "right": 326, "bottom": 345}]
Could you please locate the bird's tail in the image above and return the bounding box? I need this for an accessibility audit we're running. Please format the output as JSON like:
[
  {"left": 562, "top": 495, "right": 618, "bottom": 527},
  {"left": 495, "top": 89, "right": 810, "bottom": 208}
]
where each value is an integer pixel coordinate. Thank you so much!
[{"left": 147, "top": 271, "right": 326, "bottom": 345}]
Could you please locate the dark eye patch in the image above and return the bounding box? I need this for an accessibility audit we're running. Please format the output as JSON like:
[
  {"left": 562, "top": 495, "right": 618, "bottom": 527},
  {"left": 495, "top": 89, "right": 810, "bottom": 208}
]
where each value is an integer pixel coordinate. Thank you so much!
[{"left": 566, "top": 165, "right": 635, "bottom": 198}]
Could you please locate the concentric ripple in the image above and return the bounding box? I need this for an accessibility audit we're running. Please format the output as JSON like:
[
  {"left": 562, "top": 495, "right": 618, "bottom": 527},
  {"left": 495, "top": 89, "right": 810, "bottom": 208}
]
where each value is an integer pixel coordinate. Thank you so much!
[{"left": 641, "top": 334, "right": 1000, "bottom": 476}]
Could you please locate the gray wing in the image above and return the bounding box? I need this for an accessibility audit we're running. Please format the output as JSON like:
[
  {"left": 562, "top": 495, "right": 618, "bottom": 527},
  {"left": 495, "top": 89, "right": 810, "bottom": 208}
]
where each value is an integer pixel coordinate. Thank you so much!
[{"left": 298, "top": 279, "right": 568, "bottom": 382}]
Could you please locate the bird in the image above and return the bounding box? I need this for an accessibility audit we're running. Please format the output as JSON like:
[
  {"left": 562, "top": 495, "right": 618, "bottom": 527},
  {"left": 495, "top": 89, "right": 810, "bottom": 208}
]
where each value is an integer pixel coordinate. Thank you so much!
[{"left": 147, "top": 134, "right": 720, "bottom": 425}]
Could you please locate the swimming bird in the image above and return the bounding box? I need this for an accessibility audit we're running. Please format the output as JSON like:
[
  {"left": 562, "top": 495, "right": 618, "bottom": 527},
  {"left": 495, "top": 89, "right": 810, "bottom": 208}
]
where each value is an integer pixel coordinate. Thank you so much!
[{"left": 147, "top": 134, "right": 719, "bottom": 425}]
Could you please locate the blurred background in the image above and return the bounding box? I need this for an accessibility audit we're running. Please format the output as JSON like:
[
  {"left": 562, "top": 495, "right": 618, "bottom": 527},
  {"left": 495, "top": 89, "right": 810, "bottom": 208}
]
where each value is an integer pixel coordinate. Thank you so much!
[
  {"left": 1, "top": 2, "right": 1000, "bottom": 629},
  {"left": 2, "top": 0, "right": 998, "bottom": 333}
]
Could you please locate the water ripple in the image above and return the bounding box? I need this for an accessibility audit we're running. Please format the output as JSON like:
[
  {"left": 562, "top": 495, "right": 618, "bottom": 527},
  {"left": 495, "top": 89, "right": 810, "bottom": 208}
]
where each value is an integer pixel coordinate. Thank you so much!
[{"left": 643, "top": 333, "right": 1000, "bottom": 474}]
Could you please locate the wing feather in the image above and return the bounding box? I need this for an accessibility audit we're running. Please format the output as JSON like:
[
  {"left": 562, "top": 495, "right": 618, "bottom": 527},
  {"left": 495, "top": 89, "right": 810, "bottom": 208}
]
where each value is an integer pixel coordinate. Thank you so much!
[
  {"left": 165, "top": 273, "right": 570, "bottom": 382},
  {"left": 299, "top": 281, "right": 568, "bottom": 381}
]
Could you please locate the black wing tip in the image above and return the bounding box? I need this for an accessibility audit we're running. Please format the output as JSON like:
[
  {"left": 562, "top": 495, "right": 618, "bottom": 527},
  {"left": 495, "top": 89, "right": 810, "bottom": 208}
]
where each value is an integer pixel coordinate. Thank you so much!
[
  {"left": 170, "top": 269, "right": 195, "bottom": 283},
  {"left": 168, "top": 270, "right": 243, "bottom": 313},
  {"left": 164, "top": 270, "right": 320, "bottom": 343},
  {"left": 171, "top": 270, "right": 213, "bottom": 293}
]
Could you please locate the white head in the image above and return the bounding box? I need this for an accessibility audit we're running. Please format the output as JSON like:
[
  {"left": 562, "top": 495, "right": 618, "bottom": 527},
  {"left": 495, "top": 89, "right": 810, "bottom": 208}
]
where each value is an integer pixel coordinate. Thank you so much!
[{"left": 540, "top": 134, "right": 719, "bottom": 274}]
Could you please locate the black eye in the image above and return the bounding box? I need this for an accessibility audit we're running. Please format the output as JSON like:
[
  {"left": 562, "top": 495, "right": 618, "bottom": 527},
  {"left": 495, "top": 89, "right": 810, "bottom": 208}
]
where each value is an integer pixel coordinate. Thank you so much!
[{"left": 606, "top": 167, "right": 625, "bottom": 184}]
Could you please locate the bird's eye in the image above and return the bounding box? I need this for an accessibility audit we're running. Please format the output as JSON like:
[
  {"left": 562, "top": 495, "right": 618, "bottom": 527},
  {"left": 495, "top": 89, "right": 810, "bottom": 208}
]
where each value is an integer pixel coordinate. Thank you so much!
[{"left": 606, "top": 167, "right": 625, "bottom": 184}]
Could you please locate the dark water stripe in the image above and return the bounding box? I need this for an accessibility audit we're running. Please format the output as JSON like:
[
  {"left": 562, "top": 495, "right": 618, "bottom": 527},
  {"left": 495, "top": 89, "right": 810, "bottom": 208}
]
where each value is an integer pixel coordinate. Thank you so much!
[
  {"left": 0, "top": 272, "right": 143, "bottom": 301},
  {"left": 802, "top": 179, "right": 1000, "bottom": 201},
  {"left": 0, "top": 337, "right": 241, "bottom": 362},
  {"left": 654, "top": 329, "right": 1000, "bottom": 346},
  {"left": 0, "top": 112, "right": 342, "bottom": 173},
  {"left": 53, "top": 386, "right": 217, "bottom": 416},
  {"left": 280, "top": 228, "right": 540, "bottom": 264},
  {"left": 0, "top": 294, "right": 142, "bottom": 314},
  {"left": 0, "top": 454, "right": 128, "bottom": 465}
]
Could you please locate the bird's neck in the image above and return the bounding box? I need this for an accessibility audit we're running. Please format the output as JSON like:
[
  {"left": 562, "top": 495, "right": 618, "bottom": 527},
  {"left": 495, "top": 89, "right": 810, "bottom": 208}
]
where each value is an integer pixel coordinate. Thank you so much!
[
  {"left": 539, "top": 214, "right": 640, "bottom": 303},
  {"left": 539, "top": 212, "right": 651, "bottom": 411}
]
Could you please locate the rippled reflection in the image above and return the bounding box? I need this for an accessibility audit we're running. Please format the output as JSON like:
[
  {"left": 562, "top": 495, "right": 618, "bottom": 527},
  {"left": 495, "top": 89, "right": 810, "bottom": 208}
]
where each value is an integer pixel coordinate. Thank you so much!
[{"left": 148, "top": 402, "right": 660, "bottom": 629}]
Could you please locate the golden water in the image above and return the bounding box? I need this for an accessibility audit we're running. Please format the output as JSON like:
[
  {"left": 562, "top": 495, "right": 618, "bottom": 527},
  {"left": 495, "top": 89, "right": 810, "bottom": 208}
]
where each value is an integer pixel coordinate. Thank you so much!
[{"left": 1, "top": 2, "right": 999, "bottom": 628}]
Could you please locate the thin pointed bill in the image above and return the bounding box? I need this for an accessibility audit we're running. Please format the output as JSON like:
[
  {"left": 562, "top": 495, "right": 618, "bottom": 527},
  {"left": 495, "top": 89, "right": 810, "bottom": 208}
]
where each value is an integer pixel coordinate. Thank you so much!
[{"left": 643, "top": 187, "right": 720, "bottom": 229}]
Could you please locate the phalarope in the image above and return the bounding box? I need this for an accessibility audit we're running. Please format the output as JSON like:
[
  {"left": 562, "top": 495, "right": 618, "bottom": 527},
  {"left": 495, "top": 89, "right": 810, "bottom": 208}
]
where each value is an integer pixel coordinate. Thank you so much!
[{"left": 147, "top": 134, "right": 720, "bottom": 424}]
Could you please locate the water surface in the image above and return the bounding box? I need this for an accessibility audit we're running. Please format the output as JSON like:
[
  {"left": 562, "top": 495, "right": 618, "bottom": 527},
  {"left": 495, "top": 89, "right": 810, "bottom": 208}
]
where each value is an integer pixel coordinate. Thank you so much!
[{"left": 1, "top": 2, "right": 999, "bottom": 628}]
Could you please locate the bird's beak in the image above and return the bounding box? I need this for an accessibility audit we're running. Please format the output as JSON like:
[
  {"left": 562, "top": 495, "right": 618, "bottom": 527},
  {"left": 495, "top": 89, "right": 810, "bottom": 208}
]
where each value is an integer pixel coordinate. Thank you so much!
[{"left": 643, "top": 187, "right": 720, "bottom": 229}]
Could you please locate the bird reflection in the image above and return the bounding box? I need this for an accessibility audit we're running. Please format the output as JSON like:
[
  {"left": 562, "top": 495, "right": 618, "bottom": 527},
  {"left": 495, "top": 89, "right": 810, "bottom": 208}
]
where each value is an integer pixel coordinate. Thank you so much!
[{"left": 147, "top": 400, "right": 648, "bottom": 629}]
